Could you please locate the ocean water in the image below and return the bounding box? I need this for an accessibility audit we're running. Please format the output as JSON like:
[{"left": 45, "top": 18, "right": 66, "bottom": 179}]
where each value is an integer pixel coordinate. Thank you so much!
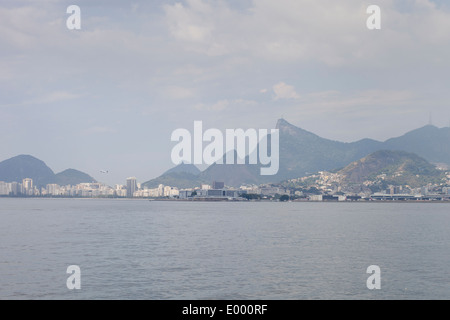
[{"left": 0, "top": 198, "right": 449, "bottom": 300}]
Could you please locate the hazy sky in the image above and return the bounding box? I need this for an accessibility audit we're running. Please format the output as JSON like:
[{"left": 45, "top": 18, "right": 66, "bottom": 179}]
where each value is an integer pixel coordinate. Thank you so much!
[{"left": 1, "top": 0, "right": 450, "bottom": 186}]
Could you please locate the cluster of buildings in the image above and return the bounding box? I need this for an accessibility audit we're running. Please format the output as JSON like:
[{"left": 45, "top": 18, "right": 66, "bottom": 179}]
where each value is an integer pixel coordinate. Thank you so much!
[
  {"left": 125, "top": 177, "right": 180, "bottom": 198},
  {"left": 125, "top": 179, "right": 287, "bottom": 201},
  {"left": 2, "top": 169, "right": 450, "bottom": 202},
  {"left": 0, "top": 177, "right": 240, "bottom": 200},
  {"left": 0, "top": 177, "right": 288, "bottom": 201},
  {"left": 0, "top": 179, "right": 121, "bottom": 197},
  {"left": 282, "top": 170, "right": 450, "bottom": 201},
  {"left": 0, "top": 177, "right": 180, "bottom": 198},
  {"left": 0, "top": 179, "right": 37, "bottom": 196},
  {"left": 178, "top": 181, "right": 240, "bottom": 200}
]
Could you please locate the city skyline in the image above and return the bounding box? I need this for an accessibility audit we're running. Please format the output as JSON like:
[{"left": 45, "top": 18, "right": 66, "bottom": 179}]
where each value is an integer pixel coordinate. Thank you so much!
[{"left": 2, "top": 169, "right": 449, "bottom": 201}]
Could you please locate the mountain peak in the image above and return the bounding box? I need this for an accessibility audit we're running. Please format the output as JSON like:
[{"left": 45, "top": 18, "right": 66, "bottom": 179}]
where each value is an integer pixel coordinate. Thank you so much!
[
  {"left": 55, "top": 169, "right": 97, "bottom": 185},
  {"left": 416, "top": 124, "right": 439, "bottom": 131},
  {"left": 276, "top": 118, "right": 302, "bottom": 131},
  {"left": 10, "top": 154, "right": 45, "bottom": 162},
  {"left": 276, "top": 118, "right": 290, "bottom": 128},
  {"left": 164, "top": 162, "right": 201, "bottom": 175},
  {"left": 275, "top": 118, "right": 319, "bottom": 138}
]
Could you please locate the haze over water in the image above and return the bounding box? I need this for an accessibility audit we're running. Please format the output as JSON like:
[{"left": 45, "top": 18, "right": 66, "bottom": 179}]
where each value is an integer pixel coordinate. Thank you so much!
[{"left": 0, "top": 198, "right": 449, "bottom": 300}]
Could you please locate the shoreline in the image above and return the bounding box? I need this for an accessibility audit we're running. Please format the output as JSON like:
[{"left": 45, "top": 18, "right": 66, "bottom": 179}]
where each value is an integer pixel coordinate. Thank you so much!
[{"left": 1, "top": 197, "right": 449, "bottom": 203}]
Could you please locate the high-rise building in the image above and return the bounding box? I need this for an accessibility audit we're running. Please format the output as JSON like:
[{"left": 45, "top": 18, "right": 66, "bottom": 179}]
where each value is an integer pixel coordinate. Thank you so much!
[
  {"left": 46, "top": 184, "right": 60, "bottom": 196},
  {"left": 212, "top": 181, "right": 224, "bottom": 189},
  {"left": 0, "top": 181, "right": 10, "bottom": 195},
  {"left": 158, "top": 184, "right": 164, "bottom": 197},
  {"left": 126, "top": 177, "right": 137, "bottom": 198},
  {"left": 10, "top": 182, "right": 19, "bottom": 196},
  {"left": 23, "top": 178, "right": 33, "bottom": 193}
]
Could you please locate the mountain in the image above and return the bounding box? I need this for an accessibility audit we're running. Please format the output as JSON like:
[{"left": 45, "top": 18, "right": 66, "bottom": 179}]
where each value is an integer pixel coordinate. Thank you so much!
[
  {"left": 203, "top": 120, "right": 449, "bottom": 186},
  {"left": 198, "top": 162, "right": 261, "bottom": 186},
  {"left": 142, "top": 163, "right": 204, "bottom": 189},
  {"left": 55, "top": 169, "right": 97, "bottom": 186},
  {"left": 142, "top": 172, "right": 203, "bottom": 189},
  {"left": 0, "top": 155, "right": 55, "bottom": 187},
  {"left": 163, "top": 163, "right": 201, "bottom": 175},
  {"left": 142, "top": 119, "right": 450, "bottom": 188},
  {"left": 275, "top": 118, "right": 384, "bottom": 181},
  {"left": 338, "top": 150, "right": 445, "bottom": 188},
  {"left": 0, "top": 154, "right": 96, "bottom": 187},
  {"left": 194, "top": 119, "right": 386, "bottom": 186},
  {"left": 143, "top": 153, "right": 262, "bottom": 188},
  {"left": 195, "top": 150, "right": 261, "bottom": 186},
  {"left": 383, "top": 125, "right": 450, "bottom": 165}
]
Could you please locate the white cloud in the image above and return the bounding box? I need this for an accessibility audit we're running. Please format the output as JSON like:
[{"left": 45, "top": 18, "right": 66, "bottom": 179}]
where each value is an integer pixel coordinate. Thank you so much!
[
  {"left": 162, "top": 0, "right": 450, "bottom": 67},
  {"left": 163, "top": 86, "right": 195, "bottom": 100},
  {"left": 272, "top": 82, "right": 300, "bottom": 100},
  {"left": 164, "top": 1, "right": 214, "bottom": 43},
  {"left": 285, "top": 89, "right": 419, "bottom": 122},
  {"left": 1, "top": 91, "right": 80, "bottom": 108},
  {"left": 211, "top": 99, "right": 229, "bottom": 111},
  {"left": 28, "top": 91, "right": 81, "bottom": 105}
]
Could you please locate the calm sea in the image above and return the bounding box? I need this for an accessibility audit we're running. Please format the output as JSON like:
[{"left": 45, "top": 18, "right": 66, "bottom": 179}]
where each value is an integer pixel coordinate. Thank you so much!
[{"left": 0, "top": 198, "right": 449, "bottom": 300}]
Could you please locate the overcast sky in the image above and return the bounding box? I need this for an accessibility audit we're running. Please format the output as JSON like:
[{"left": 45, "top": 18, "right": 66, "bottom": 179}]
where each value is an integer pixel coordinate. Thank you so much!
[{"left": 1, "top": 0, "right": 450, "bottom": 186}]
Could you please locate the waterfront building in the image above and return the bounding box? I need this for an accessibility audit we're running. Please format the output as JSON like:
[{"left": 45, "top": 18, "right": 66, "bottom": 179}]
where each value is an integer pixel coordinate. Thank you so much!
[
  {"left": 212, "top": 181, "right": 224, "bottom": 189},
  {"left": 179, "top": 190, "right": 192, "bottom": 199},
  {"left": 23, "top": 178, "right": 33, "bottom": 191},
  {"left": 126, "top": 177, "right": 137, "bottom": 198},
  {"left": 10, "top": 182, "right": 19, "bottom": 196},
  {"left": 0, "top": 181, "right": 11, "bottom": 195}
]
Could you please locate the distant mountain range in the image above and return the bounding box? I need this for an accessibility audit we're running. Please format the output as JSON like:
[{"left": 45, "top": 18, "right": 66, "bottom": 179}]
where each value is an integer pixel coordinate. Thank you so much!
[
  {"left": 276, "top": 119, "right": 450, "bottom": 182},
  {"left": 143, "top": 119, "right": 450, "bottom": 188},
  {"left": 0, "top": 155, "right": 96, "bottom": 187},
  {"left": 3, "top": 119, "right": 449, "bottom": 189},
  {"left": 142, "top": 159, "right": 260, "bottom": 189}
]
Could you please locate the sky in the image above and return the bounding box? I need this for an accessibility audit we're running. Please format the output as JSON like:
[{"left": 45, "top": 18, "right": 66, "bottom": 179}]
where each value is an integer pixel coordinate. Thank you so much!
[{"left": 1, "top": 0, "right": 450, "bottom": 186}]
